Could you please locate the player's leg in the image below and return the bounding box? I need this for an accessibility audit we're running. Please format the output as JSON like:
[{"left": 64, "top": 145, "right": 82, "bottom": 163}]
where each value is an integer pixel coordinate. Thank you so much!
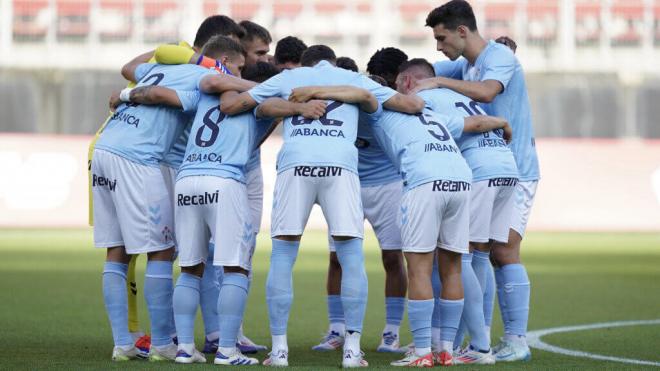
[
  {"left": 264, "top": 169, "right": 312, "bottom": 366},
  {"left": 320, "top": 170, "right": 368, "bottom": 367},
  {"left": 92, "top": 149, "right": 139, "bottom": 361},
  {"left": 491, "top": 180, "right": 535, "bottom": 362},
  {"left": 213, "top": 178, "right": 259, "bottom": 365},
  {"left": 199, "top": 242, "right": 220, "bottom": 354},
  {"left": 312, "top": 240, "right": 346, "bottom": 351}
]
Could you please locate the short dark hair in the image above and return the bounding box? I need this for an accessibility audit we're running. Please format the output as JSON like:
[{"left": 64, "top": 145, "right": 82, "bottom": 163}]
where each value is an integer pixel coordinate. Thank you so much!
[
  {"left": 200, "top": 35, "right": 245, "bottom": 60},
  {"left": 368, "top": 75, "right": 388, "bottom": 87},
  {"left": 194, "top": 15, "right": 245, "bottom": 48},
  {"left": 239, "top": 20, "right": 272, "bottom": 44},
  {"left": 336, "top": 57, "right": 358, "bottom": 72},
  {"left": 366, "top": 47, "right": 408, "bottom": 88},
  {"left": 241, "top": 61, "right": 280, "bottom": 83},
  {"left": 398, "top": 58, "right": 435, "bottom": 78},
  {"left": 274, "top": 36, "right": 307, "bottom": 65},
  {"left": 425, "top": 0, "right": 478, "bottom": 31},
  {"left": 300, "top": 45, "right": 336, "bottom": 67}
]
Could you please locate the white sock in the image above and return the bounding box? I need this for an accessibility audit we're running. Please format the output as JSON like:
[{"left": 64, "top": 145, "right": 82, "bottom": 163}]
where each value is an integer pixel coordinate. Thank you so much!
[
  {"left": 179, "top": 343, "right": 195, "bottom": 355},
  {"left": 153, "top": 343, "right": 174, "bottom": 351},
  {"left": 431, "top": 327, "right": 441, "bottom": 351},
  {"left": 415, "top": 347, "right": 431, "bottom": 356},
  {"left": 485, "top": 326, "right": 491, "bottom": 344},
  {"left": 504, "top": 333, "right": 527, "bottom": 347},
  {"left": 118, "top": 344, "right": 134, "bottom": 351},
  {"left": 272, "top": 334, "right": 288, "bottom": 352},
  {"left": 238, "top": 323, "right": 245, "bottom": 338},
  {"left": 441, "top": 340, "right": 453, "bottom": 353},
  {"left": 383, "top": 323, "right": 400, "bottom": 337},
  {"left": 206, "top": 331, "right": 220, "bottom": 341},
  {"left": 344, "top": 331, "right": 361, "bottom": 354},
  {"left": 218, "top": 346, "right": 236, "bottom": 355},
  {"left": 329, "top": 322, "right": 346, "bottom": 335}
]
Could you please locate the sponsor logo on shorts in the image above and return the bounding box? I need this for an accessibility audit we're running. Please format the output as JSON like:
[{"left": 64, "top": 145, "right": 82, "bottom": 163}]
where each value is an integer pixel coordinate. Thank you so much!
[
  {"left": 293, "top": 166, "right": 343, "bottom": 177},
  {"left": 177, "top": 190, "right": 219, "bottom": 206},
  {"left": 488, "top": 178, "right": 518, "bottom": 187},
  {"left": 424, "top": 142, "right": 459, "bottom": 153},
  {"left": 432, "top": 180, "right": 471, "bottom": 192},
  {"left": 185, "top": 152, "right": 222, "bottom": 163},
  {"left": 110, "top": 110, "right": 140, "bottom": 128},
  {"left": 92, "top": 174, "right": 117, "bottom": 191},
  {"left": 290, "top": 127, "right": 345, "bottom": 138},
  {"left": 162, "top": 226, "right": 173, "bottom": 244}
]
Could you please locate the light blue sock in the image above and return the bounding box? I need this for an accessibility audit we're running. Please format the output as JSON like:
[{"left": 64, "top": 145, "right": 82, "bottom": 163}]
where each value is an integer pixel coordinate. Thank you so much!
[
  {"left": 266, "top": 239, "right": 299, "bottom": 335},
  {"left": 472, "top": 250, "right": 496, "bottom": 328},
  {"left": 327, "top": 295, "right": 345, "bottom": 324},
  {"left": 460, "top": 254, "right": 490, "bottom": 351},
  {"left": 145, "top": 260, "right": 174, "bottom": 347},
  {"left": 431, "top": 260, "right": 442, "bottom": 329},
  {"left": 173, "top": 273, "right": 201, "bottom": 345},
  {"left": 408, "top": 299, "right": 434, "bottom": 351},
  {"left": 334, "top": 238, "right": 368, "bottom": 333},
  {"left": 494, "top": 267, "right": 510, "bottom": 328},
  {"left": 218, "top": 273, "right": 250, "bottom": 347},
  {"left": 500, "top": 264, "right": 530, "bottom": 336},
  {"left": 439, "top": 298, "right": 464, "bottom": 346},
  {"left": 200, "top": 244, "right": 219, "bottom": 338},
  {"left": 102, "top": 262, "right": 133, "bottom": 347},
  {"left": 454, "top": 317, "right": 467, "bottom": 349},
  {"left": 385, "top": 297, "right": 406, "bottom": 326}
]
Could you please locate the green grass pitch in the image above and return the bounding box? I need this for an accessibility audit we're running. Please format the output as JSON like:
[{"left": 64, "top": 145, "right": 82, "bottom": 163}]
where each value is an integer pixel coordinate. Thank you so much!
[{"left": 0, "top": 229, "right": 658, "bottom": 370}]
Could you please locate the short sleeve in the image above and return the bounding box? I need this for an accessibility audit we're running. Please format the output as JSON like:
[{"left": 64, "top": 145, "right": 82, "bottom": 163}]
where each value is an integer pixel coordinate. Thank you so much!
[
  {"left": 433, "top": 59, "right": 465, "bottom": 79},
  {"left": 363, "top": 102, "right": 384, "bottom": 125},
  {"left": 356, "top": 74, "right": 397, "bottom": 105},
  {"left": 196, "top": 69, "right": 217, "bottom": 91},
  {"left": 248, "top": 72, "right": 286, "bottom": 104},
  {"left": 434, "top": 112, "right": 464, "bottom": 139},
  {"left": 176, "top": 90, "right": 201, "bottom": 113},
  {"left": 134, "top": 63, "right": 156, "bottom": 82},
  {"left": 481, "top": 46, "right": 516, "bottom": 90}
]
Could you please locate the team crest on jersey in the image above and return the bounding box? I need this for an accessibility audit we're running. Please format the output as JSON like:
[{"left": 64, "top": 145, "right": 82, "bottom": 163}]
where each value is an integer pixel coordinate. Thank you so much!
[{"left": 162, "top": 226, "right": 173, "bottom": 244}]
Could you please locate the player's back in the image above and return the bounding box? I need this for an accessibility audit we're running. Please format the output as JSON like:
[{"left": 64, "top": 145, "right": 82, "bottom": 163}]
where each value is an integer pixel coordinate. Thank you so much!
[
  {"left": 418, "top": 88, "right": 518, "bottom": 182},
  {"left": 244, "top": 117, "right": 274, "bottom": 174},
  {"left": 178, "top": 92, "right": 262, "bottom": 184},
  {"left": 96, "top": 63, "right": 209, "bottom": 166},
  {"left": 356, "top": 114, "right": 400, "bottom": 186},
  {"left": 370, "top": 107, "right": 471, "bottom": 191}
]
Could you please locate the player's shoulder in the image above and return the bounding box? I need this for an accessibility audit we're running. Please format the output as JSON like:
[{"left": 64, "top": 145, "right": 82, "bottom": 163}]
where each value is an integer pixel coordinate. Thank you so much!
[
  {"left": 484, "top": 41, "right": 518, "bottom": 64},
  {"left": 433, "top": 58, "right": 466, "bottom": 77}
]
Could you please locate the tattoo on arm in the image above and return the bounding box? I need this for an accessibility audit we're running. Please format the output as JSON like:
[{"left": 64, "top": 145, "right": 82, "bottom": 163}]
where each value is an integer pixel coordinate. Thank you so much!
[{"left": 129, "top": 86, "right": 157, "bottom": 104}]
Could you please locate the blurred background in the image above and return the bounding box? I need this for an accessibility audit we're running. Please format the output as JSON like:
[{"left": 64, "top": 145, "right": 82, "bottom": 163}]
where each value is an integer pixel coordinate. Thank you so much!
[{"left": 0, "top": 0, "right": 659, "bottom": 231}]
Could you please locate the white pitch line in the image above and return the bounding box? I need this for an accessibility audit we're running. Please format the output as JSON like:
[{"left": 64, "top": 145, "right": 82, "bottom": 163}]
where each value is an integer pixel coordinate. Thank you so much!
[{"left": 527, "top": 319, "right": 660, "bottom": 367}]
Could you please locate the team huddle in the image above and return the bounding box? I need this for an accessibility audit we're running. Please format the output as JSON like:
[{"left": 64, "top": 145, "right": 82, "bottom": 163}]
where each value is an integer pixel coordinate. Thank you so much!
[{"left": 90, "top": 0, "right": 539, "bottom": 367}]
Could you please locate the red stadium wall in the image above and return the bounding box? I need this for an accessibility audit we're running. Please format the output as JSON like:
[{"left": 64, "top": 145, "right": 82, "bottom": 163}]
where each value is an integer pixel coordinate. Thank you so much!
[{"left": 1, "top": 134, "right": 659, "bottom": 231}]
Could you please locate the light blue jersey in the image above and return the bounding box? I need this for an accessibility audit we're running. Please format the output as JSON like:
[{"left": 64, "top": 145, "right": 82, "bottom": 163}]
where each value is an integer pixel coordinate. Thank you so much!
[
  {"left": 163, "top": 125, "right": 190, "bottom": 169},
  {"left": 368, "top": 106, "right": 471, "bottom": 191},
  {"left": 177, "top": 92, "right": 268, "bottom": 183},
  {"left": 244, "top": 117, "right": 274, "bottom": 173},
  {"left": 418, "top": 89, "right": 518, "bottom": 182},
  {"left": 96, "top": 63, "right": 209, "bottom": 167},
  {"left": 433, "top": 41, "right": 539, "bottom": 181},
  {"left": 355, "top": 114, "right": 400, "bottom": 186},
  {"left": 247, "top": 60, "right": 397, "bottom": 174}
]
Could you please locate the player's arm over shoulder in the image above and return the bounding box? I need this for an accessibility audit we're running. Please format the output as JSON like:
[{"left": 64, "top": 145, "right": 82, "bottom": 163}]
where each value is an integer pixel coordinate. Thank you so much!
[
  {"left": 121, "top": 50, "right": 156, "bottom": 82},
  {"left": 289, "top": 86, "right": 378, "bottom": 113}
]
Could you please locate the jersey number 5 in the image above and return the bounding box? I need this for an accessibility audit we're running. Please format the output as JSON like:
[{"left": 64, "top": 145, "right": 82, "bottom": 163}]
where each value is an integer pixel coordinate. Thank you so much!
[{"left": 417, "top": 113, "right": 451, "bottom": 141}]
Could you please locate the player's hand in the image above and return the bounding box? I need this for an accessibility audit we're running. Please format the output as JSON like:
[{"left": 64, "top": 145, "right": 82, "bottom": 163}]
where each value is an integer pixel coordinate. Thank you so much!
[
  {"left": 109, "top": 91, "right": 122, "bottom": 112},
  {"left": 289, "top": 87, "right": 318, "bottom": 103},
  {"left": 411, "top": 78, "right": 439, "bottom": 94},
  {"left": 300, "top": 99, "right": 327, "bottom": 119},
  {"left": 495, "top": 36, "right": 517, "bottom": 54},
  {"left": 503, "top": 122, "right": 513, "bottom": 144}
]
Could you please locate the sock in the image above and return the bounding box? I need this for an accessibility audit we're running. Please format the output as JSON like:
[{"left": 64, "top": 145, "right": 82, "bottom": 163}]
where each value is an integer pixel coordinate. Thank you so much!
[
  {"left": 408, "top": 299, "right": 434, "bottom": 356},
  {"left": 200, "top": 245, "right": 219, "bottom": 339},
  {"left": 334, "top": 238, "right": 368, "bottom": 333},
  {"left": 327, "top": 294, "right": 345, "bottom": 330},
  {"left": 266, "top": 239, "right": 299, "bottom": 336},
  {"left": 173, "top": 273, "right": 201, "bottom": 347},
  {"left": 102, "top": 262, "right": 133, "bottom": 347},
  {"left": 500, "top": 264, "right": 530, "bottom": 338},
  {"left": 144, "top": 260, "right": 174, "bottom": 347},
  {"left": 344, "top": 331, "right": 361, "bottom": 354},
  {"left": 218, "top": 273, "right": 250, "bottom": 348},
  {"left": 432, "top": 327, "right": 442, "bottom": 352},
  {"left": 272, "top": 334, "right": 288, "bottom": 352},
  {"left": 438, "top": 298, "right": 464, "bottom": 352},
  {"left": 472, "top": 250, "right": 496, "bottom": 333},
  {"left": 431, "top": 261, "right": 442, "bottom": 351},
  {"left": 330, "top": 322, "right": 346, "bottom": 335},
  {"left": 494, "top": 267, "right": 509, "bottom": 329},
  {"left": 460, "top": 254, "right": 490, "bottom": 351},
  {"left": 454, "top": 317, "right": 466, "bottom": 349},
  {"left": 385, "top": 296, "right": 406, "bottom": 332}
]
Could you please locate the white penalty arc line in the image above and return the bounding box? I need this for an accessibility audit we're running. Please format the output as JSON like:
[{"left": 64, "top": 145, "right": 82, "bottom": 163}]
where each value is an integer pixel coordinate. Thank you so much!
[{"left": 527, "top": 319, "right": 660, "bottom": 367}]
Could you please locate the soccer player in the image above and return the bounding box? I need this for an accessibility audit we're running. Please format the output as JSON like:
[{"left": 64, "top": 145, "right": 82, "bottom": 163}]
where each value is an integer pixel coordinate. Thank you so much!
[
  {"left": 239, "top": 20, "right": 272, "bottom": 66},
  {"left": 273, "top": 36, "right": 307, "bottom": 70},
  {"left": 336, "top": 56, "right": 359, "bottom": 72},
  {"left": 218, "top": 45, "right": 424, "bottom": 367},
  {"left": 313, "top": 53, "right": 409, "bottom": 354},
  {"left": 366, "top": 47, "right": 409, "bottom": 89},
  {"left": 398, "top": 58, "right": 518, "bottom": 364},
  {"left": 419, "top": 0, "right": 540, "bottom": 361}
]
